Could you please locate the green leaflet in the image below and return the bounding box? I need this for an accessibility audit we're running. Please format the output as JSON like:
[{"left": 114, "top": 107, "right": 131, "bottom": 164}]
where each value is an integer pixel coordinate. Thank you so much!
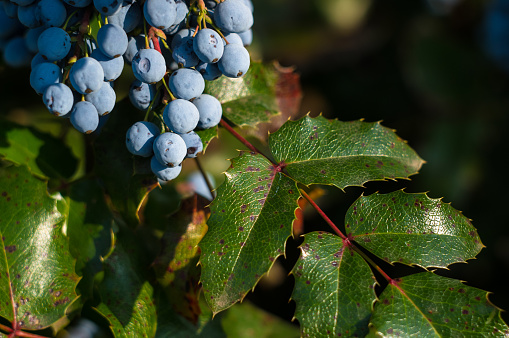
[
  {"left": 269, "top": 115, "right": 424, "bottom": 189},
  {"left": 196, "top": 126, "right": 218, "bottom": 154},
  {"left": 347, "top": 190, "right": 483, "bottom": 268},
  {"left": 205, "top": 62, "right": 280, "bottom": 128},
  {"left": 370, "top": 272, "right": 509, "bottom": 337},
  {"left": 0, "top": 165, "right": 79, "bottom": 330},
  {"left": 199, "top": 152, "right": 299, "bottom": 314},
  {"left": 94, "top": 234, "right": 157, "bottom": 337},
  {"left": 291, "top": 232, "right": 375, "bottom": 337},
  {"left": 0, "top": 119, "right": 78, "bottom": 179}
]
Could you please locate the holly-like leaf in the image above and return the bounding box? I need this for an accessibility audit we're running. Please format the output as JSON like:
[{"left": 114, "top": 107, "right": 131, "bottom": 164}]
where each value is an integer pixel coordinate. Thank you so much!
[
  {"left": 94, "top": 235, "right": 157, "bottom": 338},
  {"left": 347, "top": 191, "right": 483, "bottom": 268},
  {"left": 204, "top": 62, "right": 280, "bottom": 128},
  {"left": 291, "top": 232, "right": 375, "bottom": 337},
  {"left": 0, "top": 119, "right": 78, "bottom": 179},
  {"left": 153, "top": 195, "right": 209, "bottom": 323},
  {"left": 199, "top": 152, "right": 299, "bottom": 314},
  {"left": 370, "top": 272, "right": 509, "bottom": 336},
  {"left": 222, "top": 301, "right": 300, "bottom": 338},
  {"left": 196, "top": 126, "right": 218, "bottom": 154},
  {"left": 0, "top": 165, "right": 79, "bottom": 330},
  {"left": 62, "top": 179, "right": 114, "bottom": 300},
  {"left": 269, "top": 115, "right": 424, "bottom": 189},
  {"left": 93, "top": 100, "right": 158, "bottom": 226}
]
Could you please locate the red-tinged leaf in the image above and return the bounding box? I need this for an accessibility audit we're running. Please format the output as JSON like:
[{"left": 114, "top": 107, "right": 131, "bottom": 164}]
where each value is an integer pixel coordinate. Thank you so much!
[{"left": 153, "top": 195, "right": 209, "bottom": 324}]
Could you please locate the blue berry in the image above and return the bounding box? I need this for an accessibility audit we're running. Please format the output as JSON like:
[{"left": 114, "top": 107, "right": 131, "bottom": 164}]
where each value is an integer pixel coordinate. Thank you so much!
[
  {"left": 151, "top": 156, "right": 181, "bottom": 181},
  {"left": 85, "top": 81, "right": 116, "bottom": 116},
  {"left": 172, "top": 37, "right": 199, "bottom": 67},
  {"left": 218, "top": 43, "right": 250, "bottom": 78},
  {"left": 94, "top": 0, "right": 122, "bottom": 16},
  {"left": 214, "top": 0, "right": 253, "bottom": 33},
  {"left": 143, "top": 0, "right": 177, "bottom": 30},
  {"left": 17, "top": 3, "right": 40, "bottom": 29},
  {"left": 223, "top": 32, "right": 243, "bottom": 46},
  {"left": 70, "top": 57, "right": 105, "bottom": 94},
  {"left": 31, "top": 53, "right": 48, "bottom": 68},
  {"left": 91, "top": 48, "right": 124, "bottom": 82},
  {"left": 196, "top": 61, "right": 222, "bottom": 81},
  {"left": 163, "top": 99, "right": 199, "bottom": 134},
  {"left": 193, "top": 28, "right": 224, "bottom": 63},
  {"left": 124, "top": 35, "right": 153, "bottom": 64},
  {"left": 169, "top": 68, "right": 204, "bottom": 100},
  {"left": 108, "top": 2, "right": 141, "bottom": 33},
  {"left": 0, "top": 6, "right": 22, "bottom": 38},
  {"left": 126, "top": 121, "right": 160, "bottom": 157},
  {"left": 37, "top": 27, "right": 71, "bottom": 61},
  {"left": 4, "top": 37, "right": 33, "bottom": 68},
  {"left": 179, "top": 131, "right": 203, "bottom": 158},
  {"left": 70, "top": 101, "right": 100, "bottom": 134},
  {"left": 170, "top": 28, "right": 195, "bottom": 49},
  {"left": 238, "top": 29, "right": 253, "bottom": 46},
  {"left": 43, "top": 83, "right": 74, "bottom": 117},
  {"left": 129, "top": 80, "right": 157, "bottom": 110},
  {"left": 132, "top": 48, "right": 166, "bottom": 84},
  {"left": 37, "top": 0, "right": 67, "bottom": 28},
  {"left": 30, "top": 62, "right": 62, "bottom": 94},
  {"left": 63, "top": 0, "right": 92, "bottom": 7},
  {"left": 152, "top": 132, "right": 187, "bottom": 167},
  {"left": 193, "top": 94, "right": 222, "bottom": 129},
  {"left": 97, "top": 24, "right": 128, "bottom": 58},
  {"left": 25, "top": 27, "right": 46, "bottom": 53}
]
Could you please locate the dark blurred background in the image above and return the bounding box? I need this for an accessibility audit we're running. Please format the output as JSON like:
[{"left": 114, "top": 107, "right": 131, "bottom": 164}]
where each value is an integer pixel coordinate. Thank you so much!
[{"left": 2, "top": 0, "right": 509, "bottom": 330}]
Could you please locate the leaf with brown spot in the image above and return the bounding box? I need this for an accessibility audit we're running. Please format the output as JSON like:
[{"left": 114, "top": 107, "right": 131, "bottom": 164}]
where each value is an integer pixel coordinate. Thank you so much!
[
  {"left": 0, "top": 165, "right": 79, "bottom": 330},
  {"left": 199, "top": 153, "right": 299, "bottom": 314},
  {"left": 370, "top": 272, "right": 509, "bottom": 336},
  {"left": 269, "top": 115, "right": 424, "bottom": 189}
]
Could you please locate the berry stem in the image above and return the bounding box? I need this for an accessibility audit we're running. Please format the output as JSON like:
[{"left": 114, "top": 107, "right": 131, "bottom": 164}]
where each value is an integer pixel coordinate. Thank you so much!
[
  {"left": 62, "top": 10, "right": 78, "bottom": 31},
  {"left": 0, "top": 323, "right": 12, "bottom": 333},
  {"left": 205, "top": 17, "right": 229, "bottom": 44},
  {"left": 194, "top": 157, "right": 216, "bottom": 199},
  {"left": 143, "top": 20, "right": 150, "bottom": 49},
  {"left": 13, "top": 331, "right": 49, "bottom": 338},
  {"left": 143, "top": 88, "right": 162, "bottom": 122},
  {"left": 161, "top": 77, "right": 176, "bottom": 101}
]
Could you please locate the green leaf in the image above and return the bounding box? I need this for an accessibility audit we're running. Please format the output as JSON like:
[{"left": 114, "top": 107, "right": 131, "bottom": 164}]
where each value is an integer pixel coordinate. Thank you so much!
[
  {"left": 291, "top": 232, "right": 375, "bottom": 337},
  {"left": 199, "top": 152, "right": 299, "bottom": 314},
  {"left": 222, "top": 301, "right": 300, "bottom": 338},
  {"left": 369, "top": 272, "right": 509, "bottom": 337},
  {"left": 269, "top": 115, "right": 424, "bottom": 189},
  {"left": 196, "top": 127, "right": 218, "bottom": 154},
  {"left": 153, "top": 195, "right": 209, "bottom": 323},
  {"left": 94, "top": 235, "right": 157, "bottom": 338},
  {"left": 0, "top": 165, "right": 79, "bottom": 330},
  {"left": 63, "top": 179, "right": 114, "bottom": 300},
  {"left": 347, "top": 190, "right": 483, "bottom": 268},
  {"left": 93, "top": 100, "right": 158, "bottom": 226},
  {"left": 0, "top": 119, "right": 78, "bottom": 179},
  {"left": 204, "top": 62, "right": 280, "bottom": 128}
]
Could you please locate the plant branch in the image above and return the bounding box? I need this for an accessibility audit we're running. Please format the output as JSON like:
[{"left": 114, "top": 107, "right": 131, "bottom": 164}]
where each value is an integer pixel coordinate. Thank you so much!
[
  {"left": 15, "top": 331, "right": 49, "bottom": 338},
  {"left": 0, "top": 323, "right": 12, "bottom": 333}
]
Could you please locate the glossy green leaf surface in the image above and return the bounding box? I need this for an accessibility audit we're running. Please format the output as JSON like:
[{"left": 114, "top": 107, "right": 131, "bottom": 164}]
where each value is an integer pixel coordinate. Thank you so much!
[
  {"left": 93, "top": 101, "right": 158, "bottom": 226},
  {"left": 196, "top": 126, "right": 218, "bottom": 154},
  {"left": 199, "top": 152, "right": 299, "bottom": 314},
  {"left": 63, "top": 179, "right": 114, "bottom": 299},
  {"left": 269, "top": 116, "right": 424, "bottom": 189},
  {"left": 0, "top": 165, "right": 79, "bottom": 330},
  {"left": 222, "top": 301, "right": 300, "bottom": 338},
  {"left": 205, "top": 62, "right": 280, "bottom": 127},
  {"left": 370, "top": 272, "right": 509, "bottom": 337},
  {"left": 291, "top": 232, "right": 375, "bottom": 337},
  {"left": 0, "top": 119, "right": 78, "bottom": 179},
  {"left": 347, "top": 190, "right": 483, "bottom": 268},
  {"left": 94, "top": 237, "right": 157, "bottom": 337},
  {"left": 153, "top": 195, "right": 208, "bottom": 323}
]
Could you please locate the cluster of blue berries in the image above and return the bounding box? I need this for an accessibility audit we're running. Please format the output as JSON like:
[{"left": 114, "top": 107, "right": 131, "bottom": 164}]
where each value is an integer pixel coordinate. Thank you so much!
[{"left": 0, "top": 0, "right": 254, "bottom": 182}]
